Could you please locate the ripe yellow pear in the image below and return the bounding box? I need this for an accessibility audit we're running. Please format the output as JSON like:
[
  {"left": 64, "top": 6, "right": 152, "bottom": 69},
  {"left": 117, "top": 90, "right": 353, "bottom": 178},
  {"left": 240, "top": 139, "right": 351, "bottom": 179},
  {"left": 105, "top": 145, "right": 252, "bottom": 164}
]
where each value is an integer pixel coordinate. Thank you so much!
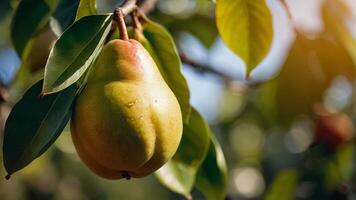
[{"left": 70, "top": 39, "right": 183, "bottom": 180}]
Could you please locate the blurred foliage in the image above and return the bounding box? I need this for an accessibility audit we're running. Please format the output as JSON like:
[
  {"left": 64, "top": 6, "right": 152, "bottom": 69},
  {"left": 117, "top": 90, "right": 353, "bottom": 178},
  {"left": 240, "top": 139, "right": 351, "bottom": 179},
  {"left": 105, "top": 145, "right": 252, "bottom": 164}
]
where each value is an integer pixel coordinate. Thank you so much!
[
  {"left": 1, "top": 0, "right": 356, "bottom": 199},
  {"left": 258, "top": 33, "right": 356, "bottom": 126}
]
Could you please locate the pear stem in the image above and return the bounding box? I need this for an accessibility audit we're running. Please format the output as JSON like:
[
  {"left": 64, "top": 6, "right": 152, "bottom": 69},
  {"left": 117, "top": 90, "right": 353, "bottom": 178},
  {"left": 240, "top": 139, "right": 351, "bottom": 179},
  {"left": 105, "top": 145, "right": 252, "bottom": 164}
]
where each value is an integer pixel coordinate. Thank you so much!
[
  {"left": 118, "top": 0, "right": 138, "bottom": 16},
  {"left": 131, "top": 9, "right": 142, "bottom": 31},
  {"left": 114, "top": 8, "right": 129, "bottom": 40}
]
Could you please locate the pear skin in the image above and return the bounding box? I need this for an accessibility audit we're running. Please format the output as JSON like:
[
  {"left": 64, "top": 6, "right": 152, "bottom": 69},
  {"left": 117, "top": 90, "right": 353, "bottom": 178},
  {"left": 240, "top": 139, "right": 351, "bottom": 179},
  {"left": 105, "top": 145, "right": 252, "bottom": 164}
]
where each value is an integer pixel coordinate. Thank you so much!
[{"left": 71, "top": 39, "right": 183, "bottom": 179}]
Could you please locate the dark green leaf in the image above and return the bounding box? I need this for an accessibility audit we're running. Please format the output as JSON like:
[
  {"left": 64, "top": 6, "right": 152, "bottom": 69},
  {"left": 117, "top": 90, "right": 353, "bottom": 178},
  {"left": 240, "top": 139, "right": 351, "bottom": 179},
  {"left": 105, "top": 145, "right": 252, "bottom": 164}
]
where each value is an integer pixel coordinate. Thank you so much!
[
  {"left": 195, "top": 135, "right": 228, "bottom": 200},
  {"left": 138, "top": 19, "right": 191, "bottom": 122},
  {"left": 3, "top": 80, "right": 78, "bottom": 176},
  {"left": 216, "top": 0, "right": 273, "bottom": 77},
  {"left": 53, "top": 0, "right": 80, "bottom": 31},
  {"left": 155, "top": 108, "right": 210, "bottom": 197},
  {"left": 0, "top": 0, "right": 11, "bottom": 22},
  {"left": 11, "top": 0, "right": 58, "bottom": 57},
  {"left": 43, "top": 14, "right": 112, "bottom": 94}
]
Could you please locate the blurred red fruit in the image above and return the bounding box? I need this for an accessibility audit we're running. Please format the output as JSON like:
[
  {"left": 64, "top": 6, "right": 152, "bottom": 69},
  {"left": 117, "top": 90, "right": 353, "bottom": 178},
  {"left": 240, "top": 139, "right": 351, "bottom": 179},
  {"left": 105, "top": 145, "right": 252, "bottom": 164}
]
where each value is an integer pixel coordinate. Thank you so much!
[{"left": 314, "top": 112, "right": 354, "bottom": 151}]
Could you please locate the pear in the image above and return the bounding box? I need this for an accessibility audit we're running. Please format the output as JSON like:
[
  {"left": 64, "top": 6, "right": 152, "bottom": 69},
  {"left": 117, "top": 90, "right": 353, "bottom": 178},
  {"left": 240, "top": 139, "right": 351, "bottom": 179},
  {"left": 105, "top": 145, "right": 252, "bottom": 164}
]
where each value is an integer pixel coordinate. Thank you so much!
[{"left": 70, "top": 39, "right": 183, "bottom": 180}]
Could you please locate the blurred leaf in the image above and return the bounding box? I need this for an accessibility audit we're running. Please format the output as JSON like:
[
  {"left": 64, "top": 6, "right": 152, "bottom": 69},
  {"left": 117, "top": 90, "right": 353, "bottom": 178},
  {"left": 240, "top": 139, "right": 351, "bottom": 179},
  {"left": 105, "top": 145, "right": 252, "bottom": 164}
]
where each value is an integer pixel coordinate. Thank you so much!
[
  {"left": 53, "top": 0, "right": 80, "bottom": 31},
  {"left": 170, "top": 15, "right": 218, "bottom": 48},
  {"left": 335, "top": 145, "right": 353, "bottom": 181},
  {"left": 43, "top": 14, "right": 112, "bottom": 94},
  {"left": 75, "top": 0, "right": 97, "bottom": 21},
  {"left": 3, "top": 80, "right": 78, "bottom": 176},
  {"left": 195, "top": 135, "right": 228, "bottom": 200},
  {"left": 11, "top": 0, "right": 58, "bottom": 57},
  {"left": 264, "top": 169, "right": 299, "bottom": 200},
  {"left": 258, "top": 34, "right": 356, "bottom": 125},
  {"left": 216, "top": 0, "right": 273, "bottom": 77},
  {"left": 322, "top": 0, "right": 356, "bottom": 65},
  {"left": 155, "top": 108, "right": 210, "bottom": 197},
  {"left": 326, "top": 145, "right": 354, "bottom": 189},
  {"left": 137, "top": 18, "right": 191, "bottom": 122},
  {"left": 216, "top": 86, "right": 246, "bottom": 123},
  {"left": 0, "top": 0, "right": 12, "bottom": 22}
]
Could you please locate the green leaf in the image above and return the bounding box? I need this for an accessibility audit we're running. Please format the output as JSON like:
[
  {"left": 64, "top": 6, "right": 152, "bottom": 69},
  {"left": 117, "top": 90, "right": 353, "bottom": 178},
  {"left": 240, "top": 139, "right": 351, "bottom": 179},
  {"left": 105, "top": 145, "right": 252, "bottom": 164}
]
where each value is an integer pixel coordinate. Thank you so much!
[
  {"left": 264, "top": 170, "right": 299, "bottom": 200},
  {"left": 169, "top": 15, "right": 218, "bottom": 48},
  {"left": 257, "top": 34, "right": 356, "bottom": 125},
  {"left": 75, "top": 0, "right": 97, "bottom": 21},
  {"left": 53, "top": 0, "right": 80, "bottom": 31},
  {"left": 0, "top": 0, "right": 12, "bottom": 22},
  {"left": 137, "top": 19, "right": 191, "bottom": 122},
  {"left": 3, "top": 80, "right": 78, "bottom": 176},
  {"left": 11, "top": 0, "right": 58, "bottom": 57},
  {"left": 195, "top": 135, "right": 228, "bottom": 200},
  {"left": 155, "top": 108, "right": 210, "bottom": 197},
  {"left": 216, "top": 0, "right": 273, "bottom": 77},
  {"left": 43, "top": 14, "right": 112, "bottom": 94}
]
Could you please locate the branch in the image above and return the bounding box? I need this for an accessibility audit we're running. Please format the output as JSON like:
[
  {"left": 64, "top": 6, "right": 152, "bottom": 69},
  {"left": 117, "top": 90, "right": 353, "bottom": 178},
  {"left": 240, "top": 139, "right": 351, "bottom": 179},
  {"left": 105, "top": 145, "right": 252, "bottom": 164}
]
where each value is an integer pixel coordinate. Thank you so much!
[
  {"left": 179, "top": 53, "right": 248, "bottom": 92},
  {"left": 0, "top": 84, "right": 8, "bottom": 103},
  {"left": 115, "top": 0, "right": 138, "bottom": 16},
  {"left": 280, "top": 0, "right": 293, "bottom": 22},
  {"left": 280, "top": 0, "right": 298, "bottom": 33},
  {"left": 179, "top": 52, "right": 234, "bottom": 82},
  {"left": 139, "top": 0, "right": 157, "bottom": 14}
]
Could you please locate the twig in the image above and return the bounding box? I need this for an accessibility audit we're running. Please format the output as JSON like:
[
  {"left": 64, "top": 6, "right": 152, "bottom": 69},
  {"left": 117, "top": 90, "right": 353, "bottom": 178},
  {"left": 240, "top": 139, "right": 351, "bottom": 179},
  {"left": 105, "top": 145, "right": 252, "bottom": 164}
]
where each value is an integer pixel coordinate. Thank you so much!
[
  {"left": 280, "top": 0, "right": 298, "bottom": 33},
  {"left": 131, "top": 9, "right": 142, "bottom": 31},
  {"left": 139, "top": 0, "right": 157, "bottom": 14},
  {"left": 179, "top": 52, "right": 234, "bottom": 82},
  {"left": 115, "top": 0, "right": 138, "bottom": 16},
  {"left": 179, "top": 53, "right": 248, "bottom": 91},
  {"left": 0, "top": 84, "right": 8, "bottom": 103},
  {"left": 280, "top": 0, "right": 293, "bottom": 21}
]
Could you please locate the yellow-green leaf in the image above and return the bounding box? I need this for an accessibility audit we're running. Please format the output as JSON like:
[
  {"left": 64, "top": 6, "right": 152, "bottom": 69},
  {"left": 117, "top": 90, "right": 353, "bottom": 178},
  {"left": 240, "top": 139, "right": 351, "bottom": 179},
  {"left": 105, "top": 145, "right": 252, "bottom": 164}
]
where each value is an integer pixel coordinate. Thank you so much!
[
  {"left": 264, "top": 170, "right": 299, "bottom": 200},
  {"left": 75, "top": 0, "right": 97, "bottom": 21},
  {"left": 216, "top": 0, "right": 273, "bottom": 77},
  {"left": 322, "top": 0, "right": 356, "bottom": 65}
]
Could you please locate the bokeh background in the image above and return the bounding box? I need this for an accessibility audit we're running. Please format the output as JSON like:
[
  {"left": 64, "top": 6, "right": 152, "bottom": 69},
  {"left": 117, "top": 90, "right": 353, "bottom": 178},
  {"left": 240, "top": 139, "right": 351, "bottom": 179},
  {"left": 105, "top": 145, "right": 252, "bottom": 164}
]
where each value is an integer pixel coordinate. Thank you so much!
[{"left": 1, "top": 0, "right": 356, "bottom": 199}]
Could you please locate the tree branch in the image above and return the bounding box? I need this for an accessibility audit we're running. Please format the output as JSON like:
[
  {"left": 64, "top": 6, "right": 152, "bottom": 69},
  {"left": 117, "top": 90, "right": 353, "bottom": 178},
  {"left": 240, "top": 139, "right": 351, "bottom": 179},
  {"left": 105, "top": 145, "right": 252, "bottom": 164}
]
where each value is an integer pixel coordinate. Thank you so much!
[
  {"left": 139, "top": 0, "right": 157, "bottom": 14},
  {"left": 179, "top": 53, "right": 247, "bottom": 92},
  {"left": 280, "top": 0, "right": 293, "bottom": 22},
  {"left": 0, "top": 84, "right": 8, "bottom": 103},
  {"left": 179, "top": 52, "right": 234, "bottom": 82},
  {"left": 280, "top": 0, "right": 298, "bottom": 33},
  {"left": 116, "top": 0, "right": 138, "bottom": 16}
]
